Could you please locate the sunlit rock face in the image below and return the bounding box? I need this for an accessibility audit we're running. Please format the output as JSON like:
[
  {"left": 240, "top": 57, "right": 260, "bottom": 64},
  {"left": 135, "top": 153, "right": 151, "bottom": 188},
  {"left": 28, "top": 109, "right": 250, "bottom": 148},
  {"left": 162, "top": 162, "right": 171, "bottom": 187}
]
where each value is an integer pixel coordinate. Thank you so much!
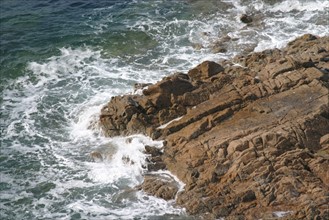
[{"left": 100, "top": 34, "right": 329, "bottom": 219}]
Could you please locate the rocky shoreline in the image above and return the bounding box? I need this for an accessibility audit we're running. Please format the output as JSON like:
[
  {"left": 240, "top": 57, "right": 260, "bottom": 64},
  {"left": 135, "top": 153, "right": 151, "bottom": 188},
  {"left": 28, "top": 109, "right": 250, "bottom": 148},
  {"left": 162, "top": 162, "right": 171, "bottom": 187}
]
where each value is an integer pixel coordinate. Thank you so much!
[{"left": 99, "top": 34, "right": 329, "bottom": 219}]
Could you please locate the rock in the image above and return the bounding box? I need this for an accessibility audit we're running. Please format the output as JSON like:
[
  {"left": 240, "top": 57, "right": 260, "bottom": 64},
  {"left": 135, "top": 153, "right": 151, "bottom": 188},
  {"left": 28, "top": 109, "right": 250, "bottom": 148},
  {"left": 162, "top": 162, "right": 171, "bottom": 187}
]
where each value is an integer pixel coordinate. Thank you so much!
[
  {"left": 122, "top": 155, "right": 135, "bottom": 165},
  {"left": 211, "top": 46, "right": 227, "bottom": 54},
  {"left": 240, "top": 14, "right": 253, "bottom": 24},
  {"left": 100, "top": 73, "right": 194, "bottom": 137},
  {"left": 144, "top": 145, "right": 166, "bottom": 171},
  {"left": 210, "top": 36, "right": 231, "bottom": 54},
  {"left": 144, "top": 145, "right": 162, "bottom": 157},
  {"left": 89, "top": 143, "right": 118, "bottom": 162},
  {"left": 188, "top": 61, "right": 224, "bottom": 82},
  {"left": 192, "top": 43, "right": 203, "bottom": 50},
  {"left": 146, "top": 161, "right": 166, "bottom": 172},
  {"left": 137, "top": 174, "right": 180, "bottom": 200},
  {"left": 241, "top": 190, "right": 256, "bottom": 203},
  {"left": 320, "top": 134, "right": 329, "bottom": 146},
  {"left": 90, "top": 151, "right": 103, "bottom": 162},
  {"left": 100, "top": 34, "right": 329, "bottom": 219},
  {"left": 134, "top": 83, "right": 152, "bottom": 93}
]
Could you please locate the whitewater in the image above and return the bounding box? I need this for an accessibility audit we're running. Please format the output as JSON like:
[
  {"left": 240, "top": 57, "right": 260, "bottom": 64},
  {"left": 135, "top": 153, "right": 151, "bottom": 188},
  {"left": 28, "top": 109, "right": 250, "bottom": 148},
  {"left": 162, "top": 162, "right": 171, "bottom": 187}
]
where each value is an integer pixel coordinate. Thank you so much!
[{"left": 0, "top": 0, "right": 328, "bottom": 219}]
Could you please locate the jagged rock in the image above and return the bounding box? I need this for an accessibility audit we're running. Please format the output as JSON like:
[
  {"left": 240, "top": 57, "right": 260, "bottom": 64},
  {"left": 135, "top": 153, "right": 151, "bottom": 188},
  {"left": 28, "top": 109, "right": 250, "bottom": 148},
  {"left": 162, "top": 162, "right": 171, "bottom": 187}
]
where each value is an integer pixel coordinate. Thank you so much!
[
  {"left": 144, "top": 145, "right": 166, "bottom": 171},
  {"left": 137, "top": 174, "right": 180, "bottom": 200},
  {"left": 143, "top": 73, "right": 194, "bottom": 108},
  {"left": 100, "top": 34, "right": 329, "bottom": 219},
  {"left": 134, "top": 82, "right": 152, "bottom": 93},
  {"left": 144, "top": 145, "right": 162, "bottom": 157},
  {"left": 188, "top": 61, "right": 224, "bottom": 82},
  {"left": 240, "top": 14, "right": 253, "bottom": 24}
]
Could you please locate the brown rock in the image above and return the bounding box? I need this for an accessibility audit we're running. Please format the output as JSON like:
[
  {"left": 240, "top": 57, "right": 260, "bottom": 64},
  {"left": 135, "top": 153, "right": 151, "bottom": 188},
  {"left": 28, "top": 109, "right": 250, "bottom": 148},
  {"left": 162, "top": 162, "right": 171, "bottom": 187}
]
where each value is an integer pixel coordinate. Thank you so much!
[
  {"left": 134, "top": 83, "right": 152, "bottom": 92},
  {"left": 144, "top": 145, "right": 166, "bottom": 171},
  {"left": 137, "top": 174, "right": 180, "bottom": 200},
  {"left": 320, "top": 134, "right": 329, "bottom": 146},
  {"left": 188, "top": 61, "right": 224, "bottom": 82},
  {"left": 100, "top": 34, "right": 329, "bottom": 219},
  {"left": 144, "top": 145, "right": 162, "bottom": 157}
]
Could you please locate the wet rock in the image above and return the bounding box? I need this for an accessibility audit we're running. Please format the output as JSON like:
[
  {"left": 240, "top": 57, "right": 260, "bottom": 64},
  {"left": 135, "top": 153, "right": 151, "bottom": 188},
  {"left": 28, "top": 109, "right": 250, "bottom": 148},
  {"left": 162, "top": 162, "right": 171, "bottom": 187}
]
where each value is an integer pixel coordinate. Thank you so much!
[
  {"left": 144, "top": 145, "right": 162, "bottom": 157},
  {"left": 100, "top": 34, "right": 329, "bottom": 219},
  {"left": 210, "top": 37, "right": 230, "bottom": 54},
  {"left": 89, "top": 143, "right": 118, "bottom": 162},
  {"left": 137, "top": 174, "right": 180, "bottom": 200},
  {"left": 192, "top": 43, "right": 203, "bottom": 50},
  {"left": 240, "top": 14, "right": 253, "bottom": 24},
  {"left": 90, "top": 151, "right": 103, "bottom": 162},
  {"left": 146, "top": 161, "right": 166, "bottom": 172},
  {"left": 134, "top": 83, "right": 152, "bottom": 93},
  {"left": 144, "top": 145, "right": 166, "bottom": 171},
  {"left": 122, "top": 156, "right": 135, "bottom": 165}
]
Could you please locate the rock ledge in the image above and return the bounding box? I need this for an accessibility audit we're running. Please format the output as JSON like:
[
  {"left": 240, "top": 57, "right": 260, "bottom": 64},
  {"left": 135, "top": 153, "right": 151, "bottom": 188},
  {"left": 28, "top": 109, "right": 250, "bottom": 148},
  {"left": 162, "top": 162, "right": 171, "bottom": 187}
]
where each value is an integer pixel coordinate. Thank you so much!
[{"left": 100, "top": 34, "right": 329, "bottom": 219}]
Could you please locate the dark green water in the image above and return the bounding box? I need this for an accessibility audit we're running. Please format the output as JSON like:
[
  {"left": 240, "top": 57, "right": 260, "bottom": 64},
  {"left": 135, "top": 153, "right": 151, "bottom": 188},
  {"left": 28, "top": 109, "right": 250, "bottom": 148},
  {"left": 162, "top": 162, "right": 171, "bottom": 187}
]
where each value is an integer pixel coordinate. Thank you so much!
[{"left": 1, "top": 0, "right": 328, "bottom": 219}]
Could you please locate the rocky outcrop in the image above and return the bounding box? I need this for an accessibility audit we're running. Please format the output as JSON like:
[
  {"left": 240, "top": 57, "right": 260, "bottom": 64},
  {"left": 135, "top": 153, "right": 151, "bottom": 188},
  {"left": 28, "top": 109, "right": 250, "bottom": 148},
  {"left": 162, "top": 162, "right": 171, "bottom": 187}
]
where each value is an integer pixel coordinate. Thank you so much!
[
  {"left": 99, "top": 34, "right": 329, "bottom": 219},
  {"left": 136, "top": 174, "right": 180, "bottom": 201}
]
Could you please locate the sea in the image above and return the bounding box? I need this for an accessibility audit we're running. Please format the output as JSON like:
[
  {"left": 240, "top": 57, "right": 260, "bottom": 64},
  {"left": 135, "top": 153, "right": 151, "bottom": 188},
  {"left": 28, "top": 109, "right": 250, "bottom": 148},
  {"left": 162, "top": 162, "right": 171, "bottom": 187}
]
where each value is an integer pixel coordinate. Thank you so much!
[{"left": 0, "top": 0, "right": 328, "bottom": 219}]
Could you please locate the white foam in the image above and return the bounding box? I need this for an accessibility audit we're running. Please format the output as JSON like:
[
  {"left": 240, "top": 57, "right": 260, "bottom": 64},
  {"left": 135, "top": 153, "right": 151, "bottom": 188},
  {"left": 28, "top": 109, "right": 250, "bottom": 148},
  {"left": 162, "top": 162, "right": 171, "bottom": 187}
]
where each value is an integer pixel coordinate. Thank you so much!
[
  {"left": 110, "top": 190, "right": 186, "bottom": 219},
  {"left": 158, "top": 116, "right": 183, "bottom": 129},
  {"left": 269, "top": 0, "right": 329, "bottom": 13},
  {"left": 273, "top": 211, "right": 292, "bottom": 217},
  {"left": 2, "top": 0, "right": 329, "bottom": 218},
  {"left": 68, "top": 93, "right": 110, "bottom": 141},
  {"left": 84, "top": 135, "right": 162, "bottom": 185}
]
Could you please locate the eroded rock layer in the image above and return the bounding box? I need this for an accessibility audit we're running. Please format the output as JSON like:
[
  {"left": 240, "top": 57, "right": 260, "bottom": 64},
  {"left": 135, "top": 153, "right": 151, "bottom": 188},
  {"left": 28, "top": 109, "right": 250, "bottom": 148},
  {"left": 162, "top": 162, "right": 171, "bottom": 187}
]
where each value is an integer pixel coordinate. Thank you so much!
[{"left": 100, "top": 34, "right": 329, "bottom": 219}]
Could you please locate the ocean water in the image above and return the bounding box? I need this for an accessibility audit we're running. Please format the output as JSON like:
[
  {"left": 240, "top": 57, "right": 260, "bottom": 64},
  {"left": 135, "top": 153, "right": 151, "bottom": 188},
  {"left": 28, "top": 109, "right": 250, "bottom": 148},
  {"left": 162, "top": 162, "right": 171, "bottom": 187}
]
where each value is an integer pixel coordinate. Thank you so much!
[{"left": 0, "top": 0, "right": 328, "bottom": 219}]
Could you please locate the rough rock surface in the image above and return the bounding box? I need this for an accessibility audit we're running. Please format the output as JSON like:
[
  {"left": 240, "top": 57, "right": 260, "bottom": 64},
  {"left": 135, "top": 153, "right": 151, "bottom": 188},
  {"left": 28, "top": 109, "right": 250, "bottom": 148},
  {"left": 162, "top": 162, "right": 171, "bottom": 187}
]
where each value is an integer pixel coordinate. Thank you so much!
[
  {"left": 137, "top": 174, "right": 180, "bottom": 201},
  {"left": 100, "top": 34, "right": 329, "bottom": 219}
]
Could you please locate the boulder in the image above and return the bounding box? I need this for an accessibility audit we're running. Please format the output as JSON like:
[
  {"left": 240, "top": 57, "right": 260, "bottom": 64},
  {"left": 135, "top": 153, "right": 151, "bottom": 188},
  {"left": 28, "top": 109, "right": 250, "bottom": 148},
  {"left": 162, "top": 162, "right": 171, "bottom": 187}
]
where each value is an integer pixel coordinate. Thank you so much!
[{"left": 240, "top": 14, "right": 253, "bottom": 24}]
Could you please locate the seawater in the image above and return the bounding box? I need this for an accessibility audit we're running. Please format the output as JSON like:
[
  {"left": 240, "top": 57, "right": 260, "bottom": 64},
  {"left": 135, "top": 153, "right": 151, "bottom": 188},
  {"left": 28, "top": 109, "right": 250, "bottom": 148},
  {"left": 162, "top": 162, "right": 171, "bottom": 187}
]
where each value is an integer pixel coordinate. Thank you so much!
[{"left": 0, "top": 0, "right": 328, "bottom": 219}]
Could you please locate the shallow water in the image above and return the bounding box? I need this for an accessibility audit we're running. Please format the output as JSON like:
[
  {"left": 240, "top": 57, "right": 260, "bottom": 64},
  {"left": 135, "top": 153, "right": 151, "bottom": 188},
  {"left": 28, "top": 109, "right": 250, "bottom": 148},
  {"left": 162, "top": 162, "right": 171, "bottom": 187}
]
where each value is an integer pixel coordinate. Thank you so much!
[{"left": 1, "top": 0, "right": 328, "bottom": 219}]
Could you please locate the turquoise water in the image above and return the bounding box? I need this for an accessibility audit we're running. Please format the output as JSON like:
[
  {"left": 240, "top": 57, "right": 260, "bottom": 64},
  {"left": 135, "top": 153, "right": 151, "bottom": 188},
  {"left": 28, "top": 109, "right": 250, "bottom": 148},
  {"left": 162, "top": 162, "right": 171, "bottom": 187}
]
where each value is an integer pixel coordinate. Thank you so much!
[{"left": 1, "top": 0, "right": 328, "bottom": 219}]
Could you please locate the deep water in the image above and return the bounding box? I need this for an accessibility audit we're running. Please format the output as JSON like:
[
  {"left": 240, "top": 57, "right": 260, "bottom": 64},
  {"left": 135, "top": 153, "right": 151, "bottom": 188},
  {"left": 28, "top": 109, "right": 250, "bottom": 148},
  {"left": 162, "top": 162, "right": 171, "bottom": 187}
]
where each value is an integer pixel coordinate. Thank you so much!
[{"left": 1, "top": 0, "right": 328, "bottom": 219}]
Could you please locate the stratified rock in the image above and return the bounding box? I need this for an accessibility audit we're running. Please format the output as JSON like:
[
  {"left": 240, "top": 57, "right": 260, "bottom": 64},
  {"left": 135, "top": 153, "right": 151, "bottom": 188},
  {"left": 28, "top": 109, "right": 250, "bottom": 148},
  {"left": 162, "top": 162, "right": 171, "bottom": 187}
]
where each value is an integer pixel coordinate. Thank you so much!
[
  {"left": 144, "top": 145, "right": 166, "bottom": 172},
  {"left": 100, "top": 34, "right": 329, "bottom": 219},
  {"left": 137, "top": 174, "right": 180, "bottom": 201},
  {"left": 188, "top": 61, "right": 224, "bottom": 82},
  {"left": 144, "top": 145, "right": 162, "bottom": 157},
  {"left": 100, "top": 73, "right": 194, "bottom": 137}
]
